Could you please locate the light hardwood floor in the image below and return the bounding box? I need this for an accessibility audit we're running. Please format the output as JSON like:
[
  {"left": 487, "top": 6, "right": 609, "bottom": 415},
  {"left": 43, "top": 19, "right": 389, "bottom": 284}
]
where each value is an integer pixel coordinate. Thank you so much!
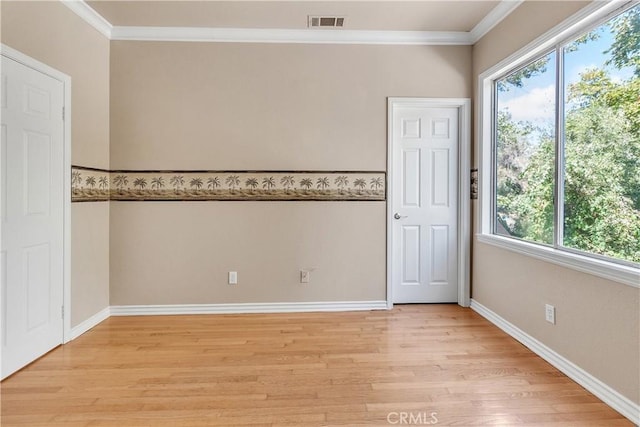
[{"left": 0, "top": 305, "right": 632, "bottom": 426}]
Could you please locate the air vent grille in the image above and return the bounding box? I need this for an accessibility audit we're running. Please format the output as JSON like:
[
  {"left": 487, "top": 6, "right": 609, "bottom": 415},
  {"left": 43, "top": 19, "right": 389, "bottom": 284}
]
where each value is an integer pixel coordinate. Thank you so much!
[{"left": 308, "top": 16, "right": 345, "bottom": 28}]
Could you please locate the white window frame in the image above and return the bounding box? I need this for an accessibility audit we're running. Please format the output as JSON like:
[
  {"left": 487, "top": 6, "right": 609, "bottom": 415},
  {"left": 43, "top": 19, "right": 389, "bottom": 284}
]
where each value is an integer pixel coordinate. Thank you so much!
[{"left": 477, "top": 0, "right": 640, "bottom": 288}]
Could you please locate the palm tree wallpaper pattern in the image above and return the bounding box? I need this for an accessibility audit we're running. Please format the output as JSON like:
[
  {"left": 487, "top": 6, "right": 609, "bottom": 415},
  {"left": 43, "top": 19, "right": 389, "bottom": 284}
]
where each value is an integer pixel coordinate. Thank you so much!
[
  {"left": 71, "top": 167, "right": 386, "bottom": 202},
  {"left": 72, "top": 167, "right": 110, "bottom": 201}
]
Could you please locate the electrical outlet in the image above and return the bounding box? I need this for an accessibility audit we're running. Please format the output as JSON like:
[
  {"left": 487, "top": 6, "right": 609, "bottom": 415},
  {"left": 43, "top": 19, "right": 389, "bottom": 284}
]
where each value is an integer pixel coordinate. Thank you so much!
[
  {"left": 545, "top": 304, "right": 555, "bottom": 324},
  {"left": 228, "top": 271, "right": 237, "bottom": 285},
  {"left": 300, "top": 270, "right": 310, "bottom": 283}
]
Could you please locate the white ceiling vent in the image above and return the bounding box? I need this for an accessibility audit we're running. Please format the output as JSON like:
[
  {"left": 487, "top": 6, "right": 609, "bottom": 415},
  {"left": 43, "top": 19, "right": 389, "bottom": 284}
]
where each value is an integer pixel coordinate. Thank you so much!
[{"left": 308, "top": 16, "right": 345, "bottom": 28}]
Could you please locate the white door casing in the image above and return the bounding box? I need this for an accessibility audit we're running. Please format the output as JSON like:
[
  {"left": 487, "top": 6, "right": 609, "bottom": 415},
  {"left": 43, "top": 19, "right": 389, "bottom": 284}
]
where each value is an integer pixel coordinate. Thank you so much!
[
  {"left": 387, "top": 98, "right": 470, "bottom": 307},
  {"left": 1, "top": 45, "right": 71, "bottom": 379}
]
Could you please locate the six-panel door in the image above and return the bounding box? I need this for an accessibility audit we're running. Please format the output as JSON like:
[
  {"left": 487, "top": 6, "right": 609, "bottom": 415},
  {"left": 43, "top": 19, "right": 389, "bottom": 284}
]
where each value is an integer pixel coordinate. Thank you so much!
[
  {"left": 1, "top": 55, "right": 65, "bottom": 379},
  {"left": 392, "top": 105, "right": 459, "bottom": 303}
]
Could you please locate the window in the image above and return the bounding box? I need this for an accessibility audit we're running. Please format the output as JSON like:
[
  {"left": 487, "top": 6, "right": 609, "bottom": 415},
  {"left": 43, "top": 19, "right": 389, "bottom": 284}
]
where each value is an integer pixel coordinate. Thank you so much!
[
  {"left": 495, "top": 52, "right": 557, "bottom": 246},
  {"left": 486, "top": 3, "right": 640, "bottom": 270}
]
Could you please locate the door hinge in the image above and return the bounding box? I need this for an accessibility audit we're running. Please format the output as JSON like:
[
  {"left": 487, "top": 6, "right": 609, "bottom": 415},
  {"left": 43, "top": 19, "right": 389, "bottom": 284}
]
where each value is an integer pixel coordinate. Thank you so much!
[
  {"left": 61, "top": 305, "right": 64, "bottom": 319},
  {"left": 62, "top": 107, "right": 65, "bottom": 121}
]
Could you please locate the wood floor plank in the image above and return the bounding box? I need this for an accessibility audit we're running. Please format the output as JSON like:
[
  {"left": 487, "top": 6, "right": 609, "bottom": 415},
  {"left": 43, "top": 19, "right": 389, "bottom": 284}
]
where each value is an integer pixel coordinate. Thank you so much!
[{"left": 0, "top": 305, "right": 632, "bottom": 426}]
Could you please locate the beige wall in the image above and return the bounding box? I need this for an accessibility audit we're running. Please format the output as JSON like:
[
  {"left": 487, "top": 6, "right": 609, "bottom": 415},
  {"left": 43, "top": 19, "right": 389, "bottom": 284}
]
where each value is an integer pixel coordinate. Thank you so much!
[
  {"left": 1, "top": 1, "right": 110, "bottom": 327},
  {"left": 109, "top": 42, "right": 471, "bottom": 304},
  {"left": 471, "top": 1, "right": 639, "bottom": 404},
  {"left": 70, "top": 203, "right": 110, "bottom": 324},
  {"left": 110, "top": 202, "right": 385, "bottom": 304},
  {"left": 110, "top": 42, "right": 471, "bottom": 170}
]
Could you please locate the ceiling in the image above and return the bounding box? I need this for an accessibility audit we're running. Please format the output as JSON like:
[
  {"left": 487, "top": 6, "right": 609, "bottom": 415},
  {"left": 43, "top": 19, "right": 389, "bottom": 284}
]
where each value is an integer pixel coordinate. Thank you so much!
[{"left": 87, "top": 1, "right": 502, "bottom": 32}]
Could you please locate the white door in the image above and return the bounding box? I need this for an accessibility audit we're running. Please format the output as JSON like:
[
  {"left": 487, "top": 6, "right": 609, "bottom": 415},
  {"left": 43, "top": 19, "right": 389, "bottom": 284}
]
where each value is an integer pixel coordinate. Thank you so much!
[
  {"left": 1, "top": 55, "right": 65, "bottom": 379},
  {"left": 391, "top": 104, "right": 458, "bottom": 303}
]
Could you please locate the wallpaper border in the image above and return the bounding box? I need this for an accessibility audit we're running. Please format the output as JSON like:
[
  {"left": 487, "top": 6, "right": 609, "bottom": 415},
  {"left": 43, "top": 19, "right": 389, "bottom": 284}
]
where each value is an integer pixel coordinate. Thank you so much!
[
  {"left": 471, "top": 168, "right": 478, "bottom": 200},
  {"left": 71, "top": 166, "right": 386, "bottom": 203},
  {"left": 72, "top": 166, "right": 110, "bottom": 202}
]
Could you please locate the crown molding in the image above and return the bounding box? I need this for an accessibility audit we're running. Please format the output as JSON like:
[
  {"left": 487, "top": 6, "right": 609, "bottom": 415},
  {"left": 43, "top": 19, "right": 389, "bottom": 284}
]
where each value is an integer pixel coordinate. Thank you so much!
[
  {"left": 469, "top": 0, "right": 525, "bottom": 43},
  {"left": 61, "top": 0, "right": 112, "bottom": 39},
  {"left": 59, "top": 0, "right": 523, "bottom": 45},
  {"left": 110, "top": 26, "right": 473, "bottom": 45}
]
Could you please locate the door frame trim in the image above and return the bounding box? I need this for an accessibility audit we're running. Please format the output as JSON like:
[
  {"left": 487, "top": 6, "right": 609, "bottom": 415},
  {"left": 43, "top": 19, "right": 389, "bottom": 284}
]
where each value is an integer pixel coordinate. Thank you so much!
[
  {"left": 386, "top": 97, "right": 471, "bottom": 308},
  {"left": 1, "top": 44, "right": 72, "bottom": 343}
]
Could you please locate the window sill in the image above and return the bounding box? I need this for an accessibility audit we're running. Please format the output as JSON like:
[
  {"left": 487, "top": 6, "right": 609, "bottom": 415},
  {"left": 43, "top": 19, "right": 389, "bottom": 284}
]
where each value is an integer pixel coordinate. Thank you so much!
[{"left": 476, "top": 234, "right": 640, "bottom": 288}]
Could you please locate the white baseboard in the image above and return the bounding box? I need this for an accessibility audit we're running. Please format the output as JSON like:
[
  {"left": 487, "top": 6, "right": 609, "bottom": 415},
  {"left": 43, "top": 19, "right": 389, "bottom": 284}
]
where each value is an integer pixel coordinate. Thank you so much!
[
  {"left": 68, "top": 306, "right": 111, "bottom": 340},
  {"left": 470, "top": 299, "right": 640, "bottom": 425},
  {"left": 110, "top": 300, "right": 388, "bottom": 316}
]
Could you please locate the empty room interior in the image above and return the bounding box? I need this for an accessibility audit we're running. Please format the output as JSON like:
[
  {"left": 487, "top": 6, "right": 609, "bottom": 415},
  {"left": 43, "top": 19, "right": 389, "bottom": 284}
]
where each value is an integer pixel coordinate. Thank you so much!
[{"left": 1, "top": 0, "right": 639, "bottom": 425}]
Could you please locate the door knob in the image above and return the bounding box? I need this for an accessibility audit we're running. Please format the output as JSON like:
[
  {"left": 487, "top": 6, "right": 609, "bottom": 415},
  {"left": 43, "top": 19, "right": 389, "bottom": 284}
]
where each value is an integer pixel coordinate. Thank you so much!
[{"left": 394, "top": 213, "right": 407, "bottom": 220}]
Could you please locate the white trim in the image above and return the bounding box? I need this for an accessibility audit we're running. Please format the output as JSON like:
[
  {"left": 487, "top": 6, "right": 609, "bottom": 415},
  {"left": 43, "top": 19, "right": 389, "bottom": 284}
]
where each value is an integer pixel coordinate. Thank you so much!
[
  {"left": 69, "top": 307, "right": 110, "bottom": 340},
  {"left": 470, "top": 299, "right": 640, "bottom": 425},
  {"left": 457, "top": 100, "right": 472, "bottom": 307},
  {"left": 386, "top": 98, "right": 472, "bottom": 308},
  {"left": 469, "top": 0, "right": 524, "bottom": 43},
  {"left": 387, "top": 102, "right": 394, "bottom": 310},
  {"left": 57, "top": 0, "right": 521, "bottom": 46},
  {"left": 477, "top": 234, "right": 640, "bottom": 288},
  {"left": 0, "top": 44, "right": 71, "bottom": 85},
  {"left": 0, "top": 44, "right": 73, "bottom": 344},
  {"left": 477, "top": 72, "right": 493, "bottom": 239},
  {"left": 476, "top": 0, "right": 640, "bottom": 289},
  {"left": 63, "top": 69, "right": 72, "bottom": 344},
  {"left": 60, "top": 0, "right": 112, "bottom": 39},
  {"left": 110, "top": 301, "right": 388, "bottom": 316},
  {"left": 111, "top": 26, "right": 472, "bottom": 45}
]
